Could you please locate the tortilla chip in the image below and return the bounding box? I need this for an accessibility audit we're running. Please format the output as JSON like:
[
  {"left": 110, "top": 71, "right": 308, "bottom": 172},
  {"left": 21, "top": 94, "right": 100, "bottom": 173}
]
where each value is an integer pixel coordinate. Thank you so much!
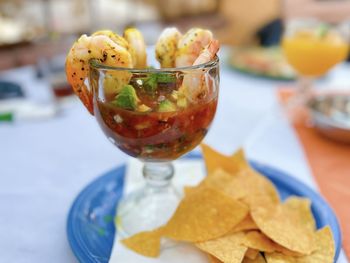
[
  {"left": 164, "top": 187, "right": 249, "bottom": 242},
  {"left": 265, "top": 226, "right": 335, "bottom": 263},
  {"left": 243, "top": 253, "right": 266, "bottom": 262},
  {"left": 183, "top": 186, "right": 196, "bottom": 196},
  {"left": 245, "top": 248, "right": 260, "bottom": 260},
  {"left": 242, "top": 230, "right": 303, "bottom": 257},
  {"left": 242, "top": 231, "right": 278, "bottom": 253},
  {"left": 201, "top": 168, "right": 279, "bottom": 205},
  {"left": 208, "top": 254, "right": 223, "bottom": 263},
  {"left": 251, "top": 196, "right": 315, "bottom": 255},
  {"left": 275, "top": 246, "right": 304, "bottom": 257},
  {"left": 284, "top": 197, "right": 316, "bottom": 231},
  {"left": 121, "top": 228, "right": 163, "bottom": 257},
  {"left": 231, "top": 214, "right": 259, "bottom": 233},
  {"left": 196, "top": 232, "right": 248, "bottom": 263},
  {"left": 201, "top": 144, "right": 249, "bottom": 175}
]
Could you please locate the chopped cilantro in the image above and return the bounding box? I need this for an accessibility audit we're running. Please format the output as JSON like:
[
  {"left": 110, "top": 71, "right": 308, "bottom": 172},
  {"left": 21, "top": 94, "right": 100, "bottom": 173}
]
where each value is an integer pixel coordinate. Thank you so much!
[
  {"left": 144, "top": 74, "right": 158, "bottom": 93},
  {"left": 157, "top": 73, "right": 176, "bottom": 83},
  {"left": 143, "top": 73, "right": 176, "bottom": 94},
  {"left": 316, "top": 24, "right": 330, "bottom": 39}
]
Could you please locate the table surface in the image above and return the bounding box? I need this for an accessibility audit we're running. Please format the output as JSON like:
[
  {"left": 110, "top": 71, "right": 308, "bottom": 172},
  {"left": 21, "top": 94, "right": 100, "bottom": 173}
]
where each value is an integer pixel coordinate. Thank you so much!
[{"left": 0, "top": 47, "right": 349, "bottom": 263}]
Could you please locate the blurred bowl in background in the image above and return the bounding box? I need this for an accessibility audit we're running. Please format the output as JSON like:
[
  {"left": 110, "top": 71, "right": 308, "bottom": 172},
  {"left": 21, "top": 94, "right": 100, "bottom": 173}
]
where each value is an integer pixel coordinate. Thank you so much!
[
  {"left": 308, "top": 94, "right": 350, "bottom": 143},
  {"left": 37, "top": 55, "right": 74, "bottom": 100}
]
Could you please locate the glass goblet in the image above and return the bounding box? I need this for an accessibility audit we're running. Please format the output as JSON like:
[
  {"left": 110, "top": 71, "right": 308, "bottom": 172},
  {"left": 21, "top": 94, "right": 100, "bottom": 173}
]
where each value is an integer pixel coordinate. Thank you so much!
[
  {"left": 89, "top": 57, "right": 219, "bottom": 237},
  {"left": 281, "top": 18, "right": 349, "bottom": 119}
]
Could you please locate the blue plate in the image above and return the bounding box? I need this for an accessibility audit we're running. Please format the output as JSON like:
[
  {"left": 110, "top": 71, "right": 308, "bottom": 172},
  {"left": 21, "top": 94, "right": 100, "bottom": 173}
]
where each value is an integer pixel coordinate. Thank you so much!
[{"left": 67, "top": 155, "right": 342, "bottom": 263}]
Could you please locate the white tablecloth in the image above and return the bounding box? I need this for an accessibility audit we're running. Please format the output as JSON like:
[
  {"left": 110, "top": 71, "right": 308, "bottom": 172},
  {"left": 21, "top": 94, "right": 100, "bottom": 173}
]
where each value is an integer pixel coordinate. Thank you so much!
[{"left": 0, "top": 48, "right": 349, "bottom": 262}]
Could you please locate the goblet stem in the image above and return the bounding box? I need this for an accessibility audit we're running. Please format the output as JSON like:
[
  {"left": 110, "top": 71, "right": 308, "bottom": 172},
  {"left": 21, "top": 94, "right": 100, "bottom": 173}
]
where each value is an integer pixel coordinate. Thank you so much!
[
  {"left": 298, "top": 76, "right": 314, "bottom": 98},
  {"left": 285, "top": 76, "right": 314, "bottom": 123},
  {"left": 116, "top": 161, "right": 180, "bottom": 238},
  {"left": 143, "top": 162, "right": 174, "bottom": 188}
]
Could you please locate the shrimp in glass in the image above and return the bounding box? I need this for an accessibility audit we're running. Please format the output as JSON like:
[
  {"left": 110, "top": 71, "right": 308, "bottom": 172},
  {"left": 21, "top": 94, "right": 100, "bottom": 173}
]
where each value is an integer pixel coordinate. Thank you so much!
[
  {"left": 123, "top": 28, "right": 147, "bottom": 68},
  {"left": 180, "top": 39, "right": 220, "bottom": 103},
  {"left": 155, "top": 27, "right": 182, "bottom": 68},
  {"left": 65, "top": 34, "right": 132, "bottom": 114},
  {"left": 175, "top": 28, "right": 213, "bottom": 67},
  {"left": 92, "top": 30, "right": 129, "bottom": 49}
]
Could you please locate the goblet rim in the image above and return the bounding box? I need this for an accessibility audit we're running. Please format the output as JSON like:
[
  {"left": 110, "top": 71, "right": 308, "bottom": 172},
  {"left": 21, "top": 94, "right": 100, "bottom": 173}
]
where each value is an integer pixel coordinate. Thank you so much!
[{"left": 89, "top": 55, "right": 219, "bottom": 72}]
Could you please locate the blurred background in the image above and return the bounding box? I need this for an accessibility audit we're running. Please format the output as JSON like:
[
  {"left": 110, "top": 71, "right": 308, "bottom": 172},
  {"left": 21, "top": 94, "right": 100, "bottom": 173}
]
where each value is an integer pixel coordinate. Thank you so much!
[
  {"left": 0, "top": 0, "right": 283, "bottom": 70},
  {"left": 2, "top": 0, "right": 350, "bottom": 69}
]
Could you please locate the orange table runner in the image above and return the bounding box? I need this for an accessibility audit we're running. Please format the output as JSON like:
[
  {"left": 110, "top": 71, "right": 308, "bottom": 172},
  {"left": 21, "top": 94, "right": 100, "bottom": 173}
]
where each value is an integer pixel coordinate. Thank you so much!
[{"left": 278, "top": 89, "right": 350, "bottom": 258}]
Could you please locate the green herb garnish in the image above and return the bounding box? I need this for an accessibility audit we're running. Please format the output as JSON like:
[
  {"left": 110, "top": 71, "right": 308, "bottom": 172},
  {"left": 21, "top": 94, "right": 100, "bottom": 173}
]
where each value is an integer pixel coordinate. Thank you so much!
[
  {"left": 156, "top": 73, "right": 176, "bottom": 83},
  {"left": 112, "top": 85, "right": 139, "bottom": 110},
  {"left": 316, "top": 24, "right": 330, "bottom": 39},
  {"left": 144, "top": 74, "right": 158, "bottom": 94},
  {"left": 143, "top": 73, "right": 176, "bottom": 94}
]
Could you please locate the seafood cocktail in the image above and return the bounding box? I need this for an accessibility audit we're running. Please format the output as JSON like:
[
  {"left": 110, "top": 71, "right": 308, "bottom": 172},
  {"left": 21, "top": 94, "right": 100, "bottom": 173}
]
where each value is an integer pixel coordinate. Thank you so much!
[{"left": 66, "top": 27, "right": 220, "bottom": 236}]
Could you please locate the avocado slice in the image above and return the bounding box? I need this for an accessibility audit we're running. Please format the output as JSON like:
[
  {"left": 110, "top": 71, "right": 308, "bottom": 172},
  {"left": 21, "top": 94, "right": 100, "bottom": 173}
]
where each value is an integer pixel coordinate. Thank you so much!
[
  {"left": 112, "top": 85, "right": 139, "bottom": 110},
  {"left": 176, "top": 86, "right": 188, "bottom": 108},
  {"left": 158, "top": 99, "right": 176, "bottom": 112}
]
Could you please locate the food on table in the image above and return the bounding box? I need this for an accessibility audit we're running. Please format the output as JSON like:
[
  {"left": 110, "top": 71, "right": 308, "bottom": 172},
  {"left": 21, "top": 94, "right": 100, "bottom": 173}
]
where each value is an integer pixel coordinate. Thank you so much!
[
  {"left": 95, "top": 72, "right": 218, "bottom": 160},
  {"left": 121, "top": 144, "right": 336, "bottom": 263},
  {"left": 66, "top": 27, "right": 219, "bottom": 161},
  {"left": 66, "top": 32, "right": 133, "bottom": 114},
  {"left": 196, "top": 232, "right": 248, "bottom": 263},
  {"left": 174, "top": 28, "right": 214, "bottom": 68},
  {"left": 230, "top": 214, "right": 258, "bottom": 233},
  {"left": 229, "top": 47, "right": 296, "bottom": 80},
  {"left": 265, "top": 227, "right": 335, "bottom": 263},
  {"left": 121, "top": 228, "right": 163, "bottom": 257},
  {"left": 163, "top": 187, "right": 248, "bottom": 242},
  {"left": 244, "top": 253, "right": 266, "bottom": 263},
  {"left": 244, "top": 248, "right": 260, "bottom": 260},
  {"left": 282, "top": 25, "right": 349, "bottom": 77},
  {"left": 155, "top": 27, "right": 182, "bottom": 68},
  {"left": 123, "top": 28, "right": 147, "bottom": 68},
  {"left": 92, "top": 30, "right": 129, "bottom": 49}
]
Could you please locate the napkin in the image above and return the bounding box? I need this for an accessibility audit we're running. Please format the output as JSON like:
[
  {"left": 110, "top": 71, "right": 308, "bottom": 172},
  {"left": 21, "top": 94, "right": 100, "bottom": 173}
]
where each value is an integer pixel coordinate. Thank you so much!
[
  {"left": 109, "top": 158, "right": 210, "bottom": 263},
  {"left": 278, "top": 89, "right": 350, "bottom": 258}
]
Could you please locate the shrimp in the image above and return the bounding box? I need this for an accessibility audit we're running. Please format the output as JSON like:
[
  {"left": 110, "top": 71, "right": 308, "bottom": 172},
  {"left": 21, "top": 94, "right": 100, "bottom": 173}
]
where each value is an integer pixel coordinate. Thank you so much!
[
  {"left": 175, "top": 28, "right": 213, "bottom": 67},
  {"left": 155, "top": 27, "right": 182, "bottom": 68},
  {"left": 123, "top": 28, "right": 147, "bottom": 68},
  {"left": 65, "top": 34, "right": 132, "bottom": 114},
  {"left": 92, "top": 30, "right": 129, "bottom": 49},
  {"left": 180, "top": 39, "right": 220, "bottom": 103}
]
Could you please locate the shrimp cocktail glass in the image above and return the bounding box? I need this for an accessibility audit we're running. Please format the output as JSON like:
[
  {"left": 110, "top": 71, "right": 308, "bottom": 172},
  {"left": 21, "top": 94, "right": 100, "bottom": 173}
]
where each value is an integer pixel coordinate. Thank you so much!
[{"left": 66, "top": 28, "right": 220, "bottom": 236}]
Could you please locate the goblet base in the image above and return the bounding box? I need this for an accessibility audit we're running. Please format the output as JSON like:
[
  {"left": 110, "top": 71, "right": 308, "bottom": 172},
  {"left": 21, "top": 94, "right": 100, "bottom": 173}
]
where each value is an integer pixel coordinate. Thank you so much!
[{"left": 116, "top": 184, "right": 181, "bottom": 238}]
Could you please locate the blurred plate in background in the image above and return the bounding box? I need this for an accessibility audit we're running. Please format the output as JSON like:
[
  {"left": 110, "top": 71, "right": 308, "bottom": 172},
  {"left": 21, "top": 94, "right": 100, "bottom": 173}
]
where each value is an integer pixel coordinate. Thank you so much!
[
  {"left": 229, "top": 46, "right": 296, "bottom": 80},
  {"left": 308, "top": 94, "right": 350, "bottom": 143}
]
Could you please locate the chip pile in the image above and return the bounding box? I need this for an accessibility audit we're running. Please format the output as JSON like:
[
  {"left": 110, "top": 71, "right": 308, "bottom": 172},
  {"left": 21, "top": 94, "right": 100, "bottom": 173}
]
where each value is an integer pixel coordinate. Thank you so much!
[{"left": 120, "top": 144, "right": 336, "bottom": 263}]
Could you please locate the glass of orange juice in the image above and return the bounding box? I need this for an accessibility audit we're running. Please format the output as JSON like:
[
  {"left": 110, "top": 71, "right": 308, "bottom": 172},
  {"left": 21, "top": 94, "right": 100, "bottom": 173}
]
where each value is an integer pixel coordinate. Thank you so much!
[{"left": 282, "top": 19, "right": 349, "bottom": 113}]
